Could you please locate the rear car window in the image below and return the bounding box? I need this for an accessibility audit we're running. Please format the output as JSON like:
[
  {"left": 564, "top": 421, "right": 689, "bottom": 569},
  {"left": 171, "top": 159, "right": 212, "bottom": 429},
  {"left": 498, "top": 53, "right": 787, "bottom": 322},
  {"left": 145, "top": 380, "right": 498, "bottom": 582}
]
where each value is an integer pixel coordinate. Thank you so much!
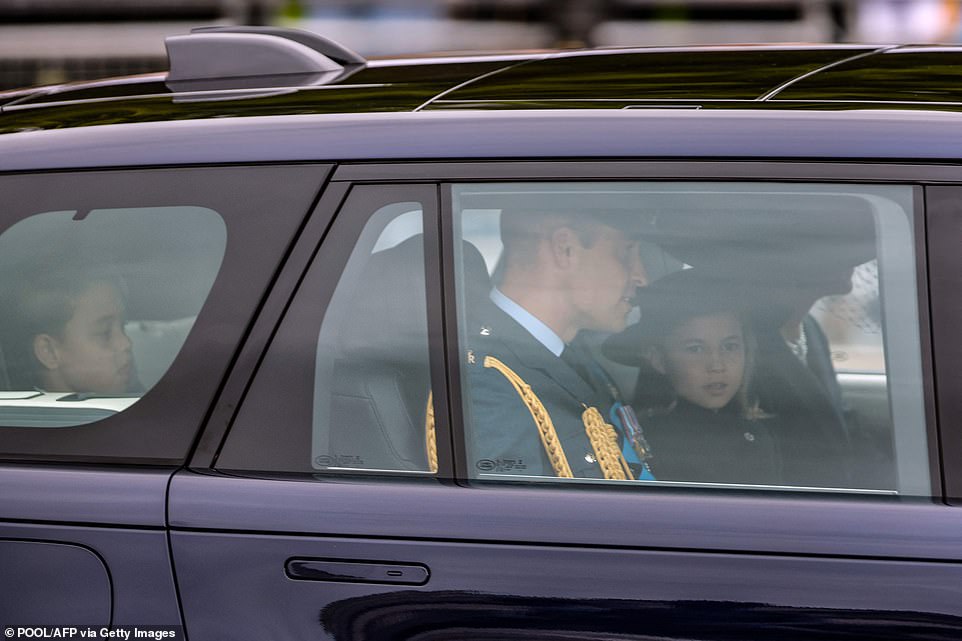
[
  {"left": 0, "top": 165, "right": 330, "bottom": 463},
  {"left": 0, "top": 206, "right": 225, "bottom": 427}
]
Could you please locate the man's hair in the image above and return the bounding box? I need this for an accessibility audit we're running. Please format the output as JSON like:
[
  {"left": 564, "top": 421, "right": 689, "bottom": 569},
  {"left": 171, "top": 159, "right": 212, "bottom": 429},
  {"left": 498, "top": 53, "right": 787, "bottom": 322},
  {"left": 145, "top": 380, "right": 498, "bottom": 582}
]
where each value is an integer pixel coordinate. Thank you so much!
[{"left": 495, "top": 210, "right": 608, "bottom": 284}]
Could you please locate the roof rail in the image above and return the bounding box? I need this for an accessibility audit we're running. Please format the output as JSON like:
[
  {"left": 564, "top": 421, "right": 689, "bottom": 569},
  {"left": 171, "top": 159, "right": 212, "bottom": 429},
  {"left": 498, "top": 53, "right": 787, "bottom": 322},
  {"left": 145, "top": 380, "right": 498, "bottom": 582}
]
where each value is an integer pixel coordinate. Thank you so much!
[{"left": 165, "top": 26, "right": 366, "bottom": 93}]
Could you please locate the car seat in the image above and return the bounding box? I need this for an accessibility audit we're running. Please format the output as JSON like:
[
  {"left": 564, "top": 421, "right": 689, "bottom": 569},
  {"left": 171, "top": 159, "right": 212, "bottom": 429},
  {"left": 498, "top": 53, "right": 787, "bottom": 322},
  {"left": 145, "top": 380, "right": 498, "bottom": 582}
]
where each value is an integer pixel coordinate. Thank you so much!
[{"left": 322, "top": 235, "right": 490, "bottom": 471}]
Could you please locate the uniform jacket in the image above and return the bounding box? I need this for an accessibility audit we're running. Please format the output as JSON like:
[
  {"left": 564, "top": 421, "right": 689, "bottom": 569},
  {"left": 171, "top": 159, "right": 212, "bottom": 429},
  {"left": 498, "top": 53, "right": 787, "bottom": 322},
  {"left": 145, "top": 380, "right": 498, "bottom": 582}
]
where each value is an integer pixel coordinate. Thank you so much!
[{"left": 464, "top": 301, "right": 617, "bottom": 479}]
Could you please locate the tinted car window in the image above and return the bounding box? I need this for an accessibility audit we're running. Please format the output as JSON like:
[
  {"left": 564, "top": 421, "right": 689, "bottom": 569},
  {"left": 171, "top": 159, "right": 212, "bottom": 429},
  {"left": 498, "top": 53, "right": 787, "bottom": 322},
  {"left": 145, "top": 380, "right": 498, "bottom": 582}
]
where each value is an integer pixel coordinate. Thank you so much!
[
  {"left": 0, "top": 206, "right": 225, "bottom": 427},
  {"left": 0, "top": 165, "right": 329, "bottom": 463},
  {"left": 454, "top": 182, "right": 928, "bottom": 496},
  {"left": 217, "top": 184, "right": 439, "bottom": 475}
]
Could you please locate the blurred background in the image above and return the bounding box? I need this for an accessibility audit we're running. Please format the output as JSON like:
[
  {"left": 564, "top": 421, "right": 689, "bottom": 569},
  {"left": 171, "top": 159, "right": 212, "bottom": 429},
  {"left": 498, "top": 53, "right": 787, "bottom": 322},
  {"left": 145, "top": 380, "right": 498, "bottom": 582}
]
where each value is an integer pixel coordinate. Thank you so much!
[{"left": 1, "top": 0, "right": 960, "bottom": 90}]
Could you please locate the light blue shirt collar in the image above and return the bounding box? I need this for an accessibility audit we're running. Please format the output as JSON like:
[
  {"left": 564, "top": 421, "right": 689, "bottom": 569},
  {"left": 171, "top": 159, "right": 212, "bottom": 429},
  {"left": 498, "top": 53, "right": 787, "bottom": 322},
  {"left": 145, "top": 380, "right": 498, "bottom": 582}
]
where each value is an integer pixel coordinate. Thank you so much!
[{"left": 490, "top": 287, "right": 565, "bottom": 357}]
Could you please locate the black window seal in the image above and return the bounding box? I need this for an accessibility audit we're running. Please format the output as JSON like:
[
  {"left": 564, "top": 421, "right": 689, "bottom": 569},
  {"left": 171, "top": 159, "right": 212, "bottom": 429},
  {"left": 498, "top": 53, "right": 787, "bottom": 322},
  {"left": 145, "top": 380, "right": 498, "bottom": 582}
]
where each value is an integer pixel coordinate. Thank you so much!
[
  {"left": 924, "top": 185, "right": 962, "bottom": 503},
  {"left": 333, "top": 160, "right": 962, "bottom": 184}
]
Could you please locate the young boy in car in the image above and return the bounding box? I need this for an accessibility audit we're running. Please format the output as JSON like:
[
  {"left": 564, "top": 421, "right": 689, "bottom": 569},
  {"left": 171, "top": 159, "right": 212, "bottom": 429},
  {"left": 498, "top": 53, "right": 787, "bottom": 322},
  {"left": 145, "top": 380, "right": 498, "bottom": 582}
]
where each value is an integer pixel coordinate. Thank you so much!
[{"left": 7, "top": 266, "right": 138, "bottom": 395}]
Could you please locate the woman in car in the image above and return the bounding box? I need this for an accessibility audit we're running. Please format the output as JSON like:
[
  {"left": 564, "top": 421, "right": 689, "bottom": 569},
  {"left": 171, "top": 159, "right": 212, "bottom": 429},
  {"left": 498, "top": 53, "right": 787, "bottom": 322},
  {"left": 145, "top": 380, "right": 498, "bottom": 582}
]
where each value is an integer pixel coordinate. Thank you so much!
[{"left": 603, "top": 269, "right": 781, "bottom": 486}]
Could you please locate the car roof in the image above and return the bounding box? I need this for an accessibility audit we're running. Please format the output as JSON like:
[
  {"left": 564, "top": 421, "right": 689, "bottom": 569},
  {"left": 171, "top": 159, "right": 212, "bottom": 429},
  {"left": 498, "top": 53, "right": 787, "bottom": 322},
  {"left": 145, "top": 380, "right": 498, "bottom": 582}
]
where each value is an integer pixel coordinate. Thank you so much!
[
  {"left": 4, "top": 43, "right": 962, "bottom": 133},
  {"left": 5, "top": 109, "right": 962, "bottom": 171},
  {"left": 4, "top": 39, "right": 962, "bottom": 169}
]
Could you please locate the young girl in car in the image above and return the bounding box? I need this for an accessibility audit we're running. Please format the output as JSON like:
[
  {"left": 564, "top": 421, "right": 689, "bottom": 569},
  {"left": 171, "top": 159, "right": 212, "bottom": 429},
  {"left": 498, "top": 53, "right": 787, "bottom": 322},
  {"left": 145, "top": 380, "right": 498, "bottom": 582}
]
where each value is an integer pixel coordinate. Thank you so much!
[{"left": 603, "top": 268, "right": 781, "bottom": 486}]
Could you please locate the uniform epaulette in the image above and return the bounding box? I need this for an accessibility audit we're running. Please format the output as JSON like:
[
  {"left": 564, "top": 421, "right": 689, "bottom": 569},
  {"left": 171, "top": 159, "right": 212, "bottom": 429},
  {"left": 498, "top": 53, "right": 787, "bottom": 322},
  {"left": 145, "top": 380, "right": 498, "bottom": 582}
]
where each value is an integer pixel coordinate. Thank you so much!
[
  {"left": 483, "top": 355, "right": 574, "bottom": 478},
  {"left": 482, "top": 355, "right": 632, "bottom": 480}
]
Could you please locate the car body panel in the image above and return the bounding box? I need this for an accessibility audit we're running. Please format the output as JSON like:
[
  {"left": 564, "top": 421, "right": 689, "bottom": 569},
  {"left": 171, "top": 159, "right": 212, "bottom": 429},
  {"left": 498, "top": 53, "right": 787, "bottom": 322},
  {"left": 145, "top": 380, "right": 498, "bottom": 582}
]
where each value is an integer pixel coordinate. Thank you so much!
[
  {"left": 170, "top": 527, "right": 962, "bottom": 640},
  {"left": 0, "top": 522, "right": 182, "bottom": 627},
  {"left": 0, "top": 465, "right": 169, "bottom": 526},
  {"left": 5, "top": 110, "right": 962, "bottom": 172},
  {"left": 0, "top": 540, "right": 111, "bottom": 626},
  {"left": 0, "top": 466, "right": 178, "bottom": 627},
  {"left": 169, "top": 471, "right": 958, "bottom": 560}
]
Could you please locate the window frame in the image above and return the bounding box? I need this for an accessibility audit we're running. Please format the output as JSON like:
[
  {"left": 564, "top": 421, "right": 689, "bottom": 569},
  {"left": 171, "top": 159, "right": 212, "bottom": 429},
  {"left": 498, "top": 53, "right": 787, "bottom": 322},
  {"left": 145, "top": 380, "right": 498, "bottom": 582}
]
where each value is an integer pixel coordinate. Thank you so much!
[
  {"left": 422, "top": 161, "right": 938, "bottom": 496},
  {"left": 204, "top": 160, "right": 940, "bottom": 499},
  {"left": 0, "top": 164, "right": 331, "bottom": 464},
  {"left": 924, "top": 185, "right": 962, "bottom": 503},
  {"left": 209, "top": 183, "right": 452, "bottom": 478},
  {"left": 447, "top": 179, "right": 926, "bottom": 493}
]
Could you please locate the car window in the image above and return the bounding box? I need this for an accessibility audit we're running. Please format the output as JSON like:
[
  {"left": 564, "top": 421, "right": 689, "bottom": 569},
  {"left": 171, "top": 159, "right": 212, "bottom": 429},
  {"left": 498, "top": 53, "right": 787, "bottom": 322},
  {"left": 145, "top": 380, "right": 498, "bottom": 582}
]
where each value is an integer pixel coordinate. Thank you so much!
[
  {"left": 217, "top": 184, "right": 440, "bottom": 475},
  {"left": 810, "top": 259, "right": 884, "bottom": 374},
  {"left": 0, "top": 165, "right": 330, "bottom": 463},
  {"left": 453, "top": 182, "right": 928, "bottom": 496},
  {"left": 0, "top": 206, "right": 225, "bottom": 427}
]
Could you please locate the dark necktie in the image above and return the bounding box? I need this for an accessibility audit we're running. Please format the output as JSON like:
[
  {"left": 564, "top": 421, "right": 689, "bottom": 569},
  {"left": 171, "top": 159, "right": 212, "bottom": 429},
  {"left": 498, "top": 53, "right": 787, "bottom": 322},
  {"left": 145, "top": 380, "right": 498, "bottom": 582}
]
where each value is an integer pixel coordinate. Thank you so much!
[{"left": 561, "top": 339, "right": 617, "bottom": 404}]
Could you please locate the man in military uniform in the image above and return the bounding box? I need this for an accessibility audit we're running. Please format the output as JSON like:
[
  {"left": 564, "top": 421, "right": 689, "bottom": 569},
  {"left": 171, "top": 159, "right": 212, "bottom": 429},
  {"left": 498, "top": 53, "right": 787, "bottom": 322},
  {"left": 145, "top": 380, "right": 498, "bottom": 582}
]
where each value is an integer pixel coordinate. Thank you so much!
[{"left": 464, "top": 208, "right": 650, "bottom": 479}]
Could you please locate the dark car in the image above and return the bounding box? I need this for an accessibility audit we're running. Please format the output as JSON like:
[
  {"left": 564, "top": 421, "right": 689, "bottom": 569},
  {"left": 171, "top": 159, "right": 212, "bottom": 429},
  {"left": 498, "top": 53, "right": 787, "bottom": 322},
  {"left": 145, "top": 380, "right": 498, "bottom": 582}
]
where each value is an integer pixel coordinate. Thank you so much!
[{"left": 3, "top": 27, "right": 962, "bottom": 641}]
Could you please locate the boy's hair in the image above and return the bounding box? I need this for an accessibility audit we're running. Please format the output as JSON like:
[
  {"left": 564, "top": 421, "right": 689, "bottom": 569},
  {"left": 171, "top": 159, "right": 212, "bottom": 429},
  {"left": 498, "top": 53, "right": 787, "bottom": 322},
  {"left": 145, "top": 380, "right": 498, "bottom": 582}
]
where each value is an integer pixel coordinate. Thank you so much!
[{"left": 3, "top": 265, "right": 125, "bottom": 389}]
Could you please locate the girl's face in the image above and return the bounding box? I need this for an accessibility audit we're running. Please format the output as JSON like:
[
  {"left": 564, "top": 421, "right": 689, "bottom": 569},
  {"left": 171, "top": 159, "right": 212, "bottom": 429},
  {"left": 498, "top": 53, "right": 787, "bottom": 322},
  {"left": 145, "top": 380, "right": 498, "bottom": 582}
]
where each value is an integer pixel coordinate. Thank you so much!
[{"left": 650, "top": 312, "right": 745, "bottom": 410}]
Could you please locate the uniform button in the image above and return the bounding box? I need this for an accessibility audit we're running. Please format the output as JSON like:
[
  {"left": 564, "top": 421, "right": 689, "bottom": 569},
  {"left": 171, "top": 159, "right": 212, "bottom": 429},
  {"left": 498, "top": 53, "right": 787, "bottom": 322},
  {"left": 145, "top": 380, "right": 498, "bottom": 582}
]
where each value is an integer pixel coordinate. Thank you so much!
[
  {"left": 585, "top": 453, "right": 597, "bottom": 464},
  {"left": 744, "top": 432, "right": 755, "bottom": 442}
]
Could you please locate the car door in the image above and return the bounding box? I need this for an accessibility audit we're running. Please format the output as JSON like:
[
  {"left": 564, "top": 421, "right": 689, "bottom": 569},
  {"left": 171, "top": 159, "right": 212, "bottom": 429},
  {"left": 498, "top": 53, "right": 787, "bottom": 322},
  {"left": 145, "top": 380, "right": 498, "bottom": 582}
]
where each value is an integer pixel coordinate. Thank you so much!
[
  {"left": 0, "top": 165, "right": 329, "bottom": 630},
  {"left": 170, "top": 163, "right": 962, "bottom": 641}
]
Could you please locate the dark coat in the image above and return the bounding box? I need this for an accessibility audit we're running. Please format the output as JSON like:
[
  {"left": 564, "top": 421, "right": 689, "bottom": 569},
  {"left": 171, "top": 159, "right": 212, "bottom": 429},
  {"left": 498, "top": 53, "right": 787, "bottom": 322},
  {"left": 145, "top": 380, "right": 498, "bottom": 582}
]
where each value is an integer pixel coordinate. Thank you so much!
[
  {"left": 643, "top": 399, "right": 782, "bottom": 486},
  {"left": 464, "top": 302, "right": 618, "bottom": 479}
]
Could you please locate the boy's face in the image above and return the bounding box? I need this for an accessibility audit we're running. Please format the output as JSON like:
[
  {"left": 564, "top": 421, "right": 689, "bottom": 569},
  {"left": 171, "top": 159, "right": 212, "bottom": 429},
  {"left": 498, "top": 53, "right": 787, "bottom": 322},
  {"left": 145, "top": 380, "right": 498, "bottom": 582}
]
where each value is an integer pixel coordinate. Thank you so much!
[
  {"left": 35, "top": 281, "right": 134, "bottom": 394},
  {"left": 650, "top": 312, "right": 745, "bottom": 411}
]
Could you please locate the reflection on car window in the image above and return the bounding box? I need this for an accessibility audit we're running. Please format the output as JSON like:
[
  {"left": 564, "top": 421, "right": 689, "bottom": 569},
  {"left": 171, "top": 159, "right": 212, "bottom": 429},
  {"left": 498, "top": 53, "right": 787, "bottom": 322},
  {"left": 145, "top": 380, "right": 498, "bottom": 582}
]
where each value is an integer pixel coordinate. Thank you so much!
[
  {"left": 811, "top": 260, "right": 883, "bottom": 373},
  {"left": 454, "top": 182, "right": 928, "bottom": 496},
  {"left": 215, "top": 187, "right": 440, "bottom": 477},
  {"left": 0, "top": 206, "right": 226, "bottom": 427},
  {"left": 311, "top": 202, "right": 435, "bottom": 473}
]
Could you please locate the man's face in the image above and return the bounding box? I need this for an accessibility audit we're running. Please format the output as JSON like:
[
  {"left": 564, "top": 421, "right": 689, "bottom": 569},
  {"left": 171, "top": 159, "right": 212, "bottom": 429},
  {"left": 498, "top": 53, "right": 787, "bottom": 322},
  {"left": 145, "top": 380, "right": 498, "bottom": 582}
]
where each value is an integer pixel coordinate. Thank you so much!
[
  {"left": 569, "top": 225, "right": 648, "bottom": 334},
  {"left": 39, "top": 281, "right": 135, "bottom": 394}
]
